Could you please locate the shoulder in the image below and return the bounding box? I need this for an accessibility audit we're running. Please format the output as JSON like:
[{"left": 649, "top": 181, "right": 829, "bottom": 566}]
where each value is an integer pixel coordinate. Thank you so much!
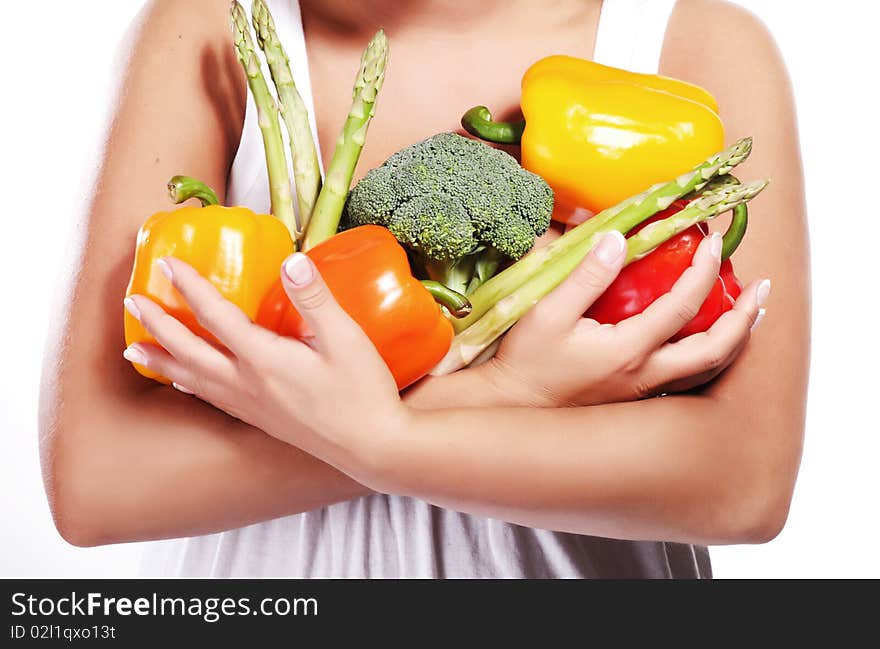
[
  {"left": 119, "top": 0, "right": 241, "bottom": 78},
  {"left": 134, "top": 0, "right": 233, "bottom": 35},
  {"left": 663, "top": 1, "right": 788, "bottom": 84},
  {"left": 120, "top": 0, "right": 241, "bottom": 78},
  {"left": 661, "top": 0, "right": 794, "bottom": 134},
  {"left": 116, "top": 0, "right": 247, "bottom": 156}
]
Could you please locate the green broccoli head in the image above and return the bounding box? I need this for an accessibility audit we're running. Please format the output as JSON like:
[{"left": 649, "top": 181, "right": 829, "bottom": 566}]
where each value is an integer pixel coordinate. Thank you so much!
[{"left": 342, "top": 132, "right": 553, "bottom": 263}]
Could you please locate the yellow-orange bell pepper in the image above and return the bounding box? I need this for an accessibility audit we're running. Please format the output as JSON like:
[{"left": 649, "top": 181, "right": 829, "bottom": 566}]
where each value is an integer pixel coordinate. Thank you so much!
[
  {"left": 462, "top": 55, "right": 725, "bottom": 223},
  {"left": 124, "top": 176, "right": 294, "bottom": 383}
]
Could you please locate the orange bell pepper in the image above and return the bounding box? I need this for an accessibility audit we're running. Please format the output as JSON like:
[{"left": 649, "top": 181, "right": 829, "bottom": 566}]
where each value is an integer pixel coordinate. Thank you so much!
[
  {"left": 124, "top": 177, "right": 294, "bottom": 383},
  {"left": 257, "top": 225, "right": 463, "bottom": 389}
]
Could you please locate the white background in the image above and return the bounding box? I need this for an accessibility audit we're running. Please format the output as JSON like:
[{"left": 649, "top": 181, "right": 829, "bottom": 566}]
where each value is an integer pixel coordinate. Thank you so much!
[{"left": 1, "top": 1, "right": 877, "bottom": 578}]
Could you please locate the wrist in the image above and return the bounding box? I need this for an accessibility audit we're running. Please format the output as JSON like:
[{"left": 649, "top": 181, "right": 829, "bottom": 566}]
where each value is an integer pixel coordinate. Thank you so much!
[
  {"left": 473, "top": 358, "right": 558, "bottom": 408},
  {"left": 403, "top": 365, "right": 511, "bottom": 408},
  {"left": 347, "top": 402, "right": 415, "bottom": 494}
]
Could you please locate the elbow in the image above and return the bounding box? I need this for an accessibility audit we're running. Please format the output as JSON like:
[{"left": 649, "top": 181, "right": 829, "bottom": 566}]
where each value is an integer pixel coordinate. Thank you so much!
[
  {"left": 701, "top": 410, "right": 803, "bottom": 545},
  {"left": 45, "top": 464, "right": 115, "bottom": 548},
  {"left": 729, "top": 489, "right": 792, "bottom": 544},
  {"left": 53, "top": 511, "right": 106, "bottom": 549},
  {"left": 713, "top": 458, "right": 798, "bottom": 545},
  {"left": 41, "top": 423, "right": 115, "bottom": 548},
  {"left": 703, "top": 484, "right": 792, "bottom": 545}
]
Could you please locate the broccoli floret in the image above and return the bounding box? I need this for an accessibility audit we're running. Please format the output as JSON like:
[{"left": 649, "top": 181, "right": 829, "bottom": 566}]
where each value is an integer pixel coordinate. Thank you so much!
[{"left": 342, "top": 132, "right": 553, "bottom": 293}]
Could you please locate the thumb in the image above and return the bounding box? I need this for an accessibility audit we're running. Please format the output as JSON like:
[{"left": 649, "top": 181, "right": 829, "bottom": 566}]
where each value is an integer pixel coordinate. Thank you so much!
[
  {"left": 519, "top": 230, "right": 627, "bottom": 334},
  {"left": 281, "top": 252, "right": 352, "bottom": 349}
]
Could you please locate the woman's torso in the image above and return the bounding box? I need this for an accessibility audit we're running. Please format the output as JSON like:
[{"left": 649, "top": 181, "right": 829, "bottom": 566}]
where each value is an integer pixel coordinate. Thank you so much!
[{"left": 143, "top": 0, "right": 711, "bottom": 579}]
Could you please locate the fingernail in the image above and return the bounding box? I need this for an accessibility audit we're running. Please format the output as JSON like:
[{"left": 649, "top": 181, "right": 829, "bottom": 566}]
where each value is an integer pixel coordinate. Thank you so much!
[
  {"left": 709, "top": 232, "right": 723, "bottom": 260},
  {"left": 283, "top": 253, "right": 314, "bottom": 286},
  {"left": 172, "top": 382, "right": 194, "bottom": 395},
  {"left": 756, "top": 279, "right": 772, "bottom": 307},
  {"left": 123, "top": 297, "right": 141, "bottom": 321},
  {"left": 123, "top": 344, "right": 147, "bottom": 366},
  {"left": 156, "top": 258, "right": 173, "bottom": 281},
  {"left": 594, "top": 231, "right": 626, "bottom": 267},
  {"left": 751, "top": 307, "right": 766, "bottom": 332}
]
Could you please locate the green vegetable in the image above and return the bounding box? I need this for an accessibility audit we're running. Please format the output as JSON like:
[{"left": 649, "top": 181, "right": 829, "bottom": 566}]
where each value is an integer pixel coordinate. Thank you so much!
[
  {"left": 251, "top": 0, "right": 322, "bottom": 237},
  {"left": 230, "top": 1, "right": 296, "bottom": 238},
  {"left": 302, "top": 30, "right": 389, "bottom": 251},
  {"left": 432, "top": 139, "right": 766, "bottom": 374},
  {"left": 342, "top": 132, "right": 554, "bottom": 295},
  {"left": 452, "top": 137, "right": 755, "bottom": 332}
]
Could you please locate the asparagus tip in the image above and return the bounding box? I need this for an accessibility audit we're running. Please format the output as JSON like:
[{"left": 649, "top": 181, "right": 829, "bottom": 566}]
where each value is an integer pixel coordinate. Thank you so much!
[{"left": 358, "top": 29, "right": 389, "bottom": 95}]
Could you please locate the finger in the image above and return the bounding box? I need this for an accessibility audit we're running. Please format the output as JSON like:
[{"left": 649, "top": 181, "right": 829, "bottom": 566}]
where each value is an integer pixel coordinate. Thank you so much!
[
  {"left": 125, "top": 294, "right": 234, "bottom": 378},
  {"left": 279, "top": 253, "right": 363, "bottom": 354},
  {"left": 157, "top": 257, "right": 271, "bottom": 357},
  {"left": 655, "top": 336, "right": 750, "bottom": 396},
  {"left": 517, "top": 231, "right": 626, "bottom": 335},
  {"left": 121, "top": 341, "right": 229, "bottom": 398},
  {"left": 617, "top": 232, "right": 723, "bottom": 353},
  {"left": 636, "top": 278, "right": 770, "bottom": 396}
]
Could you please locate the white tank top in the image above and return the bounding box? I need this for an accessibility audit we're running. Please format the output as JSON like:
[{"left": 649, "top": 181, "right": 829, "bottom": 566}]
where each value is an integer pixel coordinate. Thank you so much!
[{"left": 142, "top": 0, "right": 710, "bottom": 578}]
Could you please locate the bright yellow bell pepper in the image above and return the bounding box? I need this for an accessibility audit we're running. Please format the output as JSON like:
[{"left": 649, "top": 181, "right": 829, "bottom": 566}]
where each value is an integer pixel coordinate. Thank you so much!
[
  {"left": 462, "top": 55, "right": 725, "bottom": 223},
  {"left": 124, "top": 176, "right": 294, "bottom": 383}
]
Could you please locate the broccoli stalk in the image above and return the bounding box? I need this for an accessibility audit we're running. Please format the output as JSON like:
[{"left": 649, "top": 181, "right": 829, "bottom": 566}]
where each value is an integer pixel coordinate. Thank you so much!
[
  {"left": 341, "top": 132, "right": 554, "bottom": 293},
  {"left": 420, "top": 246, "right": 505, "bottom": 296}
]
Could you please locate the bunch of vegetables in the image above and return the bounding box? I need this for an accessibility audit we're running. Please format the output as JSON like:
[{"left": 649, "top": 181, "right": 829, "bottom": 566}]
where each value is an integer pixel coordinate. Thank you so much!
[
  {"left": 124, "top": 1, "right": 769, "bottom": 392},
  {"left": 448, "top": 55, "right": 756, "bottom": 364},
  {"left": 126, "top": 0, "right": 467, "bottom": 389}
]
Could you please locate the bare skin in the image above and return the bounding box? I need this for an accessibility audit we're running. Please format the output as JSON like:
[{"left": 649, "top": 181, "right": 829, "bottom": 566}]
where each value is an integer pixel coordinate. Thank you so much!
[{"left": 40, "top": 0, "right": 808, "bottom": 548}]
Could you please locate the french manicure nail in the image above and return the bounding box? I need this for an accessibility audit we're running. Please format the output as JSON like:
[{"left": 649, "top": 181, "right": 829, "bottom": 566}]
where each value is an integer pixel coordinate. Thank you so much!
[
  {"left": 709, "top": 232, "right": 723, "bottom": 260},
  {"left": 156, "top": 258, "right": 173, "bottom": 281},
  {"left": 122, "top": 345, "right": 147, "bottom": 366},
  {"left": 751, "top": 307, "right": 766, "bottom": 332},
  {"left": 283, "top": 253, "right": 314, "bottom": 286},
  {"left": 594, "top": 231, "right": 626, "bottom": 267},
  {"left": 173, "top": 382, "right": 194, "bottom": 395},
  {"left": 123, "top": 297, "right": 141, "bottom": 321},
  {"left": 756, "top": 279, "right": 772, "bottom": 307}
]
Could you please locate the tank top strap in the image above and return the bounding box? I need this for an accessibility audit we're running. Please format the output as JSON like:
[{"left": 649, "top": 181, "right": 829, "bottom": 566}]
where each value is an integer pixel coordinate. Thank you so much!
[
  {"left": 227, "top": 0, "right": 322, "bottom": 213},
  {"left": 592, "top": 0, "right": 678, "bottom": 73}
]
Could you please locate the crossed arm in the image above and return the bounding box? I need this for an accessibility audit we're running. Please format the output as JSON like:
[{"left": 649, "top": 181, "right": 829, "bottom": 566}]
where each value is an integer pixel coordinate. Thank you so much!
[{"left": 39, "top": 0, "right": 808, "bottom": 547}]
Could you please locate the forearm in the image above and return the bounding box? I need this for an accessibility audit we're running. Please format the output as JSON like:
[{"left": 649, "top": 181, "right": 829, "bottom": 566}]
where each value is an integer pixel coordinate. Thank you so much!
[
  {"left": 42, "top": 372, "right": 371, "bottom": 546},
  {"left": 403, "top": 364, "right": 508, "bottom": 409},
  {"left": 374, "top": 391, "right": 796, "bottom": 545},
  {"left": 44, "top": 339, "right": 499, "bottom": 546}
]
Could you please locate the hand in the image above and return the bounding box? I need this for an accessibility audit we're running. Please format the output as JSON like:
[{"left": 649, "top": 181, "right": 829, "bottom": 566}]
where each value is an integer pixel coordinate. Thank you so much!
[
  {"left": 121, "top": 253, "right": 408, "bottom": 479},
  {"left": 480, "top": 230, "right": 769, "bottom": 407}
]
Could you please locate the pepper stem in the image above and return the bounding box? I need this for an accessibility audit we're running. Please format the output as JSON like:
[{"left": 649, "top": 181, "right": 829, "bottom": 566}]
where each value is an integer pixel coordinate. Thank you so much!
[
  {"left": 421, "top": 280, "right": 472, "bottom": 318},
  {"left": 461, "top": 106, "right": 525, "bottom": 144},
  {"left": 721, "top": 204, "right": 748, "bottom": 261},
  {"left": 167, "top": 176, "right": 220, "bottom": 207},
  {"left": 690, "top": 175, "right": 749, "bottom": 261}
]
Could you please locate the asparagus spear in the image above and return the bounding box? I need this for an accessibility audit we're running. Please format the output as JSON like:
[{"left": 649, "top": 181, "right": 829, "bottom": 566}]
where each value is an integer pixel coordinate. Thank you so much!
[
  {"left": 685, "top": 174, "right": 748, "bottom": 261},
  {"left": 432, "top": 179, "right": 769, "bottom": 374},
  {"left": 230, "top": 1, "right": 297, "bottom": 238},
  {"left": 252, "top": 0, "right": 321, "bottom": 234},
  {"left": 302, "top": 30, "right": 388, "bottom": 250},
  {"left": 454, "top": 137, "right": 754, "bottom": 332},
  {"left": 625, "top": 180, "right": 767, "bottom": 262}
]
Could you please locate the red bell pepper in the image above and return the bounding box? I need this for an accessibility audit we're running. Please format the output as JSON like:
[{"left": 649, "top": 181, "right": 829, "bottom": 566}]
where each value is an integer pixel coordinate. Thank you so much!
[
  {"left": 585, "top": 199, "right": 745, "bottom": 341},
  {"left": 257, "top": 225, "right": 470, "bottom": 389}
]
